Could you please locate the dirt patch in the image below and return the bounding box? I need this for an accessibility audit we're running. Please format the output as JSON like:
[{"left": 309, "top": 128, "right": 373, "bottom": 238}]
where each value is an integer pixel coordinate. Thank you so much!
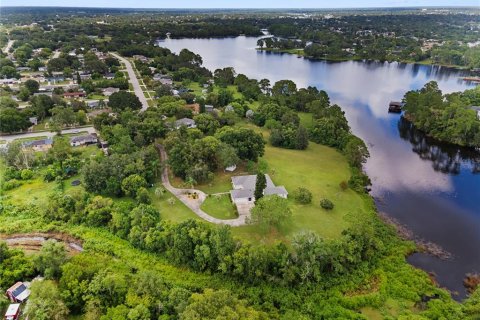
[{"left": 0, "top": 232, "right": 83, "bottom": 254}]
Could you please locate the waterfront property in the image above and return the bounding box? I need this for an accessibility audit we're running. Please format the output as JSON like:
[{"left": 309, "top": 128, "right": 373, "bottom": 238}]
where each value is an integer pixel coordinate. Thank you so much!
[{"left": 230, "top": 174, "right": 288, "bottom": 205}]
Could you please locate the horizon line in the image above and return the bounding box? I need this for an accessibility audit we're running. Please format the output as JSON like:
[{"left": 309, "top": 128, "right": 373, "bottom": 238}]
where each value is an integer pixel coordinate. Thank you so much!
[{"left": 1, "top": 5, "right": 479, "bottom": 9}]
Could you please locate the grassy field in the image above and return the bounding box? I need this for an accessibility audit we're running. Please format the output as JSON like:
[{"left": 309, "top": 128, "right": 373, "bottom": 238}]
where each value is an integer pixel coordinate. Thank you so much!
[
  {"left": 169, "top": 120, "right": 373, "bottom": 242},
  {"left": 231, "top": 141, "right": 374, "bottom": 242},
  {"left": 3, "top": 146, "right": 103, "bottom": 207},
  {"left": 201, "top": 194, "right": 238, "bottom": 220},
  {"left": 149, "top": 182, "right": 200, "bottom": 223}
]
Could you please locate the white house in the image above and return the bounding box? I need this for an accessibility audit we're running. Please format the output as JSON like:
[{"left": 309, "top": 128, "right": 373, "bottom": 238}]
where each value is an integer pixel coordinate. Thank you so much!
[
  {"left": 174, "top": 118, "right": 196, "bottom": 129},
  {"left": 230, "top": 174, "right": 288, "bottom": 205}
]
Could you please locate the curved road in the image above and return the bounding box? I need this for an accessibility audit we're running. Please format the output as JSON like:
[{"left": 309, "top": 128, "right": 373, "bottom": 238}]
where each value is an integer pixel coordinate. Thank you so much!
[
  {"left": 157, "top": 144, "right": 248, "bottom": 226},
  {"left": 109, "top": 52, "right": 149, "bottom": 111}
]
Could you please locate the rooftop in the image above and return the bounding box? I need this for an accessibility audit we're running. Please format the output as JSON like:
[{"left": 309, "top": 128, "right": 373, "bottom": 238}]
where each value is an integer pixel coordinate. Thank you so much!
[{"left": 230, "top": 174, "right": 287, "bottom": 200}]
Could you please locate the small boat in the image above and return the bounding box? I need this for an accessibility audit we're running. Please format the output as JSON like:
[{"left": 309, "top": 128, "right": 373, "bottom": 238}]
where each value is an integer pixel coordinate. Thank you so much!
[{"left": 388, "top": 101, "right": 403, "bottom": 113}]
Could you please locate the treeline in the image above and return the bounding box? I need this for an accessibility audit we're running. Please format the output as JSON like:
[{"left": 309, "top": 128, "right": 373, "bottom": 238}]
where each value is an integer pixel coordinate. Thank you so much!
[
  {"left": 263, "top": 14, "right": 480, "bottom": 67},
  {"left": 0, "top": 233, "right": 268, "bottom": 320},
  {"left": 43, "top": 185, "right": 388, "bottom": 285},
  {"left": 403, "top": 81, "right": 480, "bottom": 148}
]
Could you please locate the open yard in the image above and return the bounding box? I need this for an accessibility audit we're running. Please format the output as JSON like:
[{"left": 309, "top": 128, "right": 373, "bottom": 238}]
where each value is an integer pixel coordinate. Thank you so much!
[
  {"left": 200, "top": 194, "right": 238, "bottom": 220},
  {"left": 231, "top": 141, "right": 374, "bottom": 242},
  {"left": 168, "top": 121, "right": 374, "bottom": 243},
  {"left": 2, "top": 145, "right": 103, "bottom": 207}
]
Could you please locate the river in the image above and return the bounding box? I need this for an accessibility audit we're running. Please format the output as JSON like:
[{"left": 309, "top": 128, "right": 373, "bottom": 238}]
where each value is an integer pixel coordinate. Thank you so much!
[{"left": 158, "top": 36, "right": 480, "bottom": 299}]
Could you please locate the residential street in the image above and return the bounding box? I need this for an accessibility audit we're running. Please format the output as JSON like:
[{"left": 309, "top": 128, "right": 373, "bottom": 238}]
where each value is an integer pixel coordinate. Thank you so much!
[
  {"left": 0, "top": 126, "right": 96, "bottom": 143},
  {"left": 3, "top": 39, "right": 15, "bottom": 54},
  {"left": 109, "top": 52, "right": 149, "bottom": 111}
]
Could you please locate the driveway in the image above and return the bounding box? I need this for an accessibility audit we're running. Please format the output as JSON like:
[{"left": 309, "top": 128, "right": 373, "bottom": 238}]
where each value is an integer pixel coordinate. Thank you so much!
[
  {"left": 157, "top": 144, "right": 249, "bottom": 226},
  {"left": 3, "top": 40, "right": 14, "bottom": 54},
  {"left": 109, "top": 52, "right": 149, "bottom": 112}
]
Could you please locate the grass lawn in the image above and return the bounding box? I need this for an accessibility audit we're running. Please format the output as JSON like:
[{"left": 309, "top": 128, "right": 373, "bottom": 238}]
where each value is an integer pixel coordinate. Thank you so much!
[
  {"left": 3, "top": 146, "right": 102, "bottom": 207},
  {"left": 149, "top": 182, "right": 201, "bottom": 223},
  {"left": 87, "top": 94, "right": 107, "bottom": 100},
  {"left": 298, "top": 112, "right": 315, "bottom": 130},
  {"left": 201, "top": 194, "right": 238, "bottom": 220},
  {"left": 232, "top": 142, "right": 373, "bottom": 241}
]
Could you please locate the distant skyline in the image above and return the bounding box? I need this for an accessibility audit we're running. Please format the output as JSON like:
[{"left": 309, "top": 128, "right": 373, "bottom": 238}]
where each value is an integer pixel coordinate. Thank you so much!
[{"left": 2, "top": 0, "right": 479, "bottom": 9}]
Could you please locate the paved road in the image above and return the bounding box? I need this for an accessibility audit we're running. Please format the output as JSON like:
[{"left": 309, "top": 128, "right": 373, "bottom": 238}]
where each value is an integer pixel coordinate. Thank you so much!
[
  {"left": 52, "top": 50, "right": 61, "bottom": 59},
  {"left": 157, "top": 144, "right": 249, "bottom": 226},
  {"left": 0, "top": 126, "right": 96, "bottom": 143},
  {"left": 3, "top": 40, "right": 14, "bottom": 54},
  {"left": 110, "top": 52, "right": 149, "bottom": 111}
]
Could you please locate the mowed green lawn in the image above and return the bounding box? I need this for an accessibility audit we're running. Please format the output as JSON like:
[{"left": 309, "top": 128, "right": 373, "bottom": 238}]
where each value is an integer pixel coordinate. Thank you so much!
[
  {"left": 231, "top": 142, "right": 374, "bottom": 242},
  {"left": 201, "top": 194, "right": 238, "bottom": 220}
]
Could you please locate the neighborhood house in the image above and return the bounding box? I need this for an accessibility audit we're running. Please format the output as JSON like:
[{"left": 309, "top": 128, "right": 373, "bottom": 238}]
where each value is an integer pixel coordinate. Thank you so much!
[
  {"left": 63, "top": 92, "right": 86, "bottom": 99},
  {"left": 174, "top": 118, "right": 196, "bottom": 129},
  {"left": 230, "top": 174, "right": 288, "bottom": 205},
  {"left": 102, "top": 87, "right": 120, "bottom": 96},
  {"left": 70, "top": 133, "right": 98, "bottom": 147},
  {"left": 22, "top": 138, "right": 53, "bottom": 152}
]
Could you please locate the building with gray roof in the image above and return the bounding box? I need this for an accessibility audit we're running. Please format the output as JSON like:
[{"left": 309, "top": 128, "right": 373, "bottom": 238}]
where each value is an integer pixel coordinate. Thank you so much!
[{"left": 230, "top": 174, "right": 288, "bottom": 205}]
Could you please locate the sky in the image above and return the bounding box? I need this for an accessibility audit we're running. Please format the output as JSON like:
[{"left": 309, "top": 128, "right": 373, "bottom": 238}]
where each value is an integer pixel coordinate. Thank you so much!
[{"left": 2, "top": 0, "right": 479, "bottom": 8}]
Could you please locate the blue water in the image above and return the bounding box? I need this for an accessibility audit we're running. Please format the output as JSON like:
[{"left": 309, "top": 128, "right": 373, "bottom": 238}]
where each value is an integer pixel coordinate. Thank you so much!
[{"left": 160, "top": 36, "right": 479, "bottom": 298}]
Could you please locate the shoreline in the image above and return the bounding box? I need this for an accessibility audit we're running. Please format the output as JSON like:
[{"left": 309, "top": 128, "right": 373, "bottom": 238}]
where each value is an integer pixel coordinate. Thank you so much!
[
  {"left": 402, "top": 114, "right": 480, "bottom": 150},
  {"left": 256, "top": 47, "right": 474, "bottom": 71},
  {"left": 378, "top": 211, "right": 452, "bottom": 260}
]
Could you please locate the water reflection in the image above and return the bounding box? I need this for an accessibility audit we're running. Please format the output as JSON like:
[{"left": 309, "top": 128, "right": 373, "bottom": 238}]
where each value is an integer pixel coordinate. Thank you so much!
[{"left": 398, "top": 117, "right": 480, "bottom": 175}]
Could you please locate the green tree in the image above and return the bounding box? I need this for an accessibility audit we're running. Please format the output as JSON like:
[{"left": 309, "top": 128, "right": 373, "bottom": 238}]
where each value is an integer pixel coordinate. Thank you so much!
[
  {"left": 108, "top": 91, "right": 142, "bottom": 112},
  {"left": 0, "top": 108, "right": 29, "bottom": 133},
  {"left": 121, "top": 174, "right": 147, "bottom": 197},
  {"left": 249, "top": 195, "right": 292, "bottom": 230},
  {"left": 24, "top": 280, "right": 69, "bottom": 320},
  {"left": 343, "top": 136, "right": 370, "bottom": 168},
  {"left": 215, "top": 127, "right": 265, "bottom": 161},
  {"left": 194, "top": 113, "right": 220, "bottom": 135},
  {"left": 85, "top": 196, "right": 114, "bottom": 226},
  {"left": 34, "top": 240, "right": 68, "bottom": 279},
  {"left": 216, "top": 143, "right": 239, "bottom": 170},
  {"left": 51, "top": 106, "right": 76, "bottom": 128},
  {"left": 254, "top": 173, "right": 266, "bottom": 202},
  {"left": 180, "top": 289, "right": 267, "bottom": 320},
  {"left": 292, "top": 187, "right": 312, "bottom": 204},
  {"left": 24, "top": 79, "right": 40, "bottom": 94}
]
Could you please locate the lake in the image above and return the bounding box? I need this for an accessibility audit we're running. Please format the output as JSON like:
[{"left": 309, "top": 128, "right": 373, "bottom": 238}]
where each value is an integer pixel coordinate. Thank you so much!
[{"left": 159, "top": 36, "right": 480, "bottom": 299}]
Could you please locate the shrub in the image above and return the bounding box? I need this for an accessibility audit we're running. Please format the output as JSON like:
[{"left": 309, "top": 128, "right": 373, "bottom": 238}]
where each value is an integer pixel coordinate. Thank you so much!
[
  {"left": 136, "top": 187, "right": 151, "bottom": 204},
  {"left": 20, "top": 168, "right": 34, "bottom": 180},
  {"left": 3, "top": 179, "right": 22, "bottom": 190},
  {"left": 348, "top": 168, "right": 371, "bottom": 193},
  {"left": 339, "top": 181, "right": 348, "bottom": 191},
  {"left": 320, "top": 198, "right": 334, "bottom": 210},
  {"left": 292, "top": 187, "right": 312, "bottom": 204}
]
